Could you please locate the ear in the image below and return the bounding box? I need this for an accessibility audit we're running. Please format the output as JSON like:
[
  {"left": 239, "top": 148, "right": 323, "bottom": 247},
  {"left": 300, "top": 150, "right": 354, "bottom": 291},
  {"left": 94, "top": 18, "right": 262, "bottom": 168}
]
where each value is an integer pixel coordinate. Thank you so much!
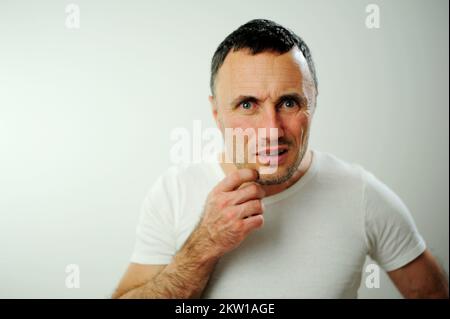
[
  {"left": 209, "top": 95, "right": 220, "bottom": 127},
  {"left": 311, "top": 92, "right": 318, "bottom": 117}
]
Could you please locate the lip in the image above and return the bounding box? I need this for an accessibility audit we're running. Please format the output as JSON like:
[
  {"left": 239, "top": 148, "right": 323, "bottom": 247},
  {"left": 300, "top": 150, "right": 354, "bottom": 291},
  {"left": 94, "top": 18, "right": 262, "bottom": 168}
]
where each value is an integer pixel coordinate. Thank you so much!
[
  {"left": 255, "top": 145, "right": 289, "bottom": 156},
  {"left": 255, "top": 147, "right": 289, "bottom": 166}
]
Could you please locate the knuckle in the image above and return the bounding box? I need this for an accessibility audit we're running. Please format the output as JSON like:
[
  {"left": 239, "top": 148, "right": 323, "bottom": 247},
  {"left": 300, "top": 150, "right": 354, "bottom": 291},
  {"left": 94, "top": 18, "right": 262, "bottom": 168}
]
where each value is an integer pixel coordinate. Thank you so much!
[
  {"left": 250, "top": 200, "right": 262, "bottom": 212},
  {"left": 229, "top": 172, "right": 241, "bottom": 184},
  {"left": 212, "top": 194, "right": 228, "bottom": 210},
  {"left": 224, "top": 209, "right": 237, "bottom": 221},
  {"left": 232, "top": 219, "right": 244, "bottom": 233},
  {"left": 255, "top": 200, "right": 263, "bottom": 212},
  {"left": 244, "top": 168, "right": 256, "bottom": 178},
  {"left": 247, "top": 184, "right": 259, "bottom": 195},
  {"left": 220, "top": 195, "right": 232, "bottom": 209}
]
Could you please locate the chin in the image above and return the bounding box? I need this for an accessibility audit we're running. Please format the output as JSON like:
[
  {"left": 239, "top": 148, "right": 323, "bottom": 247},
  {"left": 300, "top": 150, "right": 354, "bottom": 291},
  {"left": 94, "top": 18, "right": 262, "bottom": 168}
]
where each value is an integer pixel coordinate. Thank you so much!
[
  {"left": 256, "top": 166, "right": 295, "bottom": 185},
  {"left": 235, "top": 147, "right": 305, "bottom": 185},
  {"left": 256, "top": 150, "right": 304, "bottom": 185}
]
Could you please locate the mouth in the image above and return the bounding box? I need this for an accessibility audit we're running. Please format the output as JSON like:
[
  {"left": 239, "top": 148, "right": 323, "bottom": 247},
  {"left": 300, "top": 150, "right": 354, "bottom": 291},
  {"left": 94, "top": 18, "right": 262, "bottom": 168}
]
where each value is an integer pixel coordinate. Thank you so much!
[
  {"left": 255, "top": 146, "right": 288, "bottom": 156},
  {"left": 254, "top": 146, "right": 289, "bottom": 165}
]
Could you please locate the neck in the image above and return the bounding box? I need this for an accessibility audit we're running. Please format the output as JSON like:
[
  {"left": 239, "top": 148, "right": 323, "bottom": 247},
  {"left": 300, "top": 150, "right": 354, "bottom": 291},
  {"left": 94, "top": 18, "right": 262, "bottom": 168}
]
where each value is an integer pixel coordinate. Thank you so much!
[{"left": 219, "top": 148, "right": 313, "bottom": 197}]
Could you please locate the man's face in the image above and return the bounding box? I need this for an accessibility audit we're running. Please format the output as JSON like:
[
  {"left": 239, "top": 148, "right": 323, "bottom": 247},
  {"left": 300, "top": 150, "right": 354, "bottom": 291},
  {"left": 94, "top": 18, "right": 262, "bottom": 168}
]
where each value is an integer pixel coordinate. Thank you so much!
[{"left": 210, "top": 48, "right": 316, "bottom": 185}]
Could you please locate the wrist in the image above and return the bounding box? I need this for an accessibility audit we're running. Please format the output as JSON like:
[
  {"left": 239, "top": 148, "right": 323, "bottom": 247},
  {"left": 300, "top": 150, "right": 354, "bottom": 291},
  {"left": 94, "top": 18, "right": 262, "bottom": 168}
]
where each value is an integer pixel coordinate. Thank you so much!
[{"left": 179, "top": 228, "right": 222, "bottom": 266}]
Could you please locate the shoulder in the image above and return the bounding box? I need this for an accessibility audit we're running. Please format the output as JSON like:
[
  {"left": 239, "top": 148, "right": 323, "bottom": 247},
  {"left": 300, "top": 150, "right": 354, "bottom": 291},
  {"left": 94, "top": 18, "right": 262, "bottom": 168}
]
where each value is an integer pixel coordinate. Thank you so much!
[
  {"left": 315, "top": 151, "right": 403, "bottom": 210},
  {"left": 313, "top": 150, "right": 368, "bottom": 187},
  {"left": 141, "top": 162, "right": 217, "bottom": 218},
  {"left": 145, "top": 161, "right": 220, "bottom": 206}
]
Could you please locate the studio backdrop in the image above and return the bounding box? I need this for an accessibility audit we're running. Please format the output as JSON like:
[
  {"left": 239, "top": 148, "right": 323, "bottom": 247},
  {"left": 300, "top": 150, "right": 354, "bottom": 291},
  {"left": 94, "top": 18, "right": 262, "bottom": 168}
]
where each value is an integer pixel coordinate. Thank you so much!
[{"left": 0, "top": 0, "right": 448, "bottom": 298}]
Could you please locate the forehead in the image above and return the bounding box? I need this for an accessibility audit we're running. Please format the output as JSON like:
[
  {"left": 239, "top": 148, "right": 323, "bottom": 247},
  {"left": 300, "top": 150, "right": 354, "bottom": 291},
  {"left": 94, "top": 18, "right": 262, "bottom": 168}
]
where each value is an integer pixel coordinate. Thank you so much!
[{"left": 215, "top": 48, "right": 311, "bottom": 101}]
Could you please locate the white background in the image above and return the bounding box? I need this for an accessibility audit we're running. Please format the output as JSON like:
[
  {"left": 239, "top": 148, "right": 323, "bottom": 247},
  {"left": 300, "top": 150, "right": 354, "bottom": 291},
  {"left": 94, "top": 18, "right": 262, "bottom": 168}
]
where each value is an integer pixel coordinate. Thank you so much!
[{"left": 0, "top": 0, "right": 448, "bottom": 298}]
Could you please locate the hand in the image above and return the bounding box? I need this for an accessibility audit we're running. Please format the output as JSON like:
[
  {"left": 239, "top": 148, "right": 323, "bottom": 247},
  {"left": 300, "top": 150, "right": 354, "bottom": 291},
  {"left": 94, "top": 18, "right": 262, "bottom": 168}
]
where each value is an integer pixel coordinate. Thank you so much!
[{"left": 192, "top": 168, "right": 266, "bottom": 259}]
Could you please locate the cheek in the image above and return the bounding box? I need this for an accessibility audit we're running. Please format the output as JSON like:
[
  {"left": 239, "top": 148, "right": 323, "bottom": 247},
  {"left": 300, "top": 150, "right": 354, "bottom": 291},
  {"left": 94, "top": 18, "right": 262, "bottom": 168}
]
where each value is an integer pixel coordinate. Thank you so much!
[
  {"left": 221, "top": 114, "right": 258, "bottom": 135},
  {"left": 285, "top": 112, "right": 311, "bottom": 138},
  {"left": 296, "top": 109, "right": 311, "bottom": 123},
  {"left": 220, "top": 116, "right": 257, "bottom": 146},
  {"left": 224, "top": 118, "right": 253, "bottom": 129}
]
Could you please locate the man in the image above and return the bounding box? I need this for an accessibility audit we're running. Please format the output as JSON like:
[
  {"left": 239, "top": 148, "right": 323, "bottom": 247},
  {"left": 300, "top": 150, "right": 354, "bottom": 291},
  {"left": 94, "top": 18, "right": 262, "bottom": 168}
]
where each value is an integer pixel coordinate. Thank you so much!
[{"left": 113, "top": 19, "right": 448, "bottom": 298}]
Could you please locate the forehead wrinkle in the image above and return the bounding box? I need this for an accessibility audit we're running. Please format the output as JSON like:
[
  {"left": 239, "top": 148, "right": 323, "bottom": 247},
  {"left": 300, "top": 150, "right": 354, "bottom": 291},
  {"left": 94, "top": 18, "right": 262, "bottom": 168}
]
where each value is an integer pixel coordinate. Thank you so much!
[
  {"left": 230, "top": 73, "right": 303, "bottom": 104},
  {"left": 229, "top": 57, "right": 303, "bottom": 94},
  {"left": 216, "top": 49, "right": 310, "bottom": 105}
]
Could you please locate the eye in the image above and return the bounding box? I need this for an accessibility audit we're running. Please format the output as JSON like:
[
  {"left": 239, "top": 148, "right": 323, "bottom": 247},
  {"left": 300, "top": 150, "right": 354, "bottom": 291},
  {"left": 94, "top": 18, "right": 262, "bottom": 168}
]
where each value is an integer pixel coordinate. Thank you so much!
[
  {"left": 240, "top": 101, "right": 253, "bottom": 110},
  {"left": 282, "top": 99, "right": 297, "bottom": 108}
]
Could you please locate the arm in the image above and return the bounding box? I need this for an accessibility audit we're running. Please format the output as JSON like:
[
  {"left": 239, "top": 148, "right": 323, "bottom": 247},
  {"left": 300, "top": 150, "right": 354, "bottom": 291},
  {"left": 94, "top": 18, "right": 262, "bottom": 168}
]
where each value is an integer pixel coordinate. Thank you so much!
[
  {"left": 388, "top": 249, "right": 449, "bottom": 298},
  {"left": 112, "top": 263, "right": 166, "bottom": 298},
  {"left": 113, "top": 169, "right": 265, "bottom": 299},
  {"left": 113, "top": 229, "right": 220, "bottom": 299}
]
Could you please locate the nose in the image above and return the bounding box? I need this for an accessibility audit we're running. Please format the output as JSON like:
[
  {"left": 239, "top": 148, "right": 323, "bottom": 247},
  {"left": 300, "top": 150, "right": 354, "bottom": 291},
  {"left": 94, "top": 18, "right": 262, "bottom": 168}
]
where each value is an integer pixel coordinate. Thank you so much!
[{"left": 259, "top": 105, "right": 285, "bottom": 140}]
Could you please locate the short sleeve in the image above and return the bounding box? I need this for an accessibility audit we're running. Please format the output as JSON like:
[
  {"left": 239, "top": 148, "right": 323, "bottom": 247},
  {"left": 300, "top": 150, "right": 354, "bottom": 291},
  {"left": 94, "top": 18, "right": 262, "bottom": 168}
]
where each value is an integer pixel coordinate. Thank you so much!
[
  {"left": 363, "top": 171, "right": 426, "bottom": 272},
  {"left": 130, "top": 169, "right": 179, "bottom": 265}
]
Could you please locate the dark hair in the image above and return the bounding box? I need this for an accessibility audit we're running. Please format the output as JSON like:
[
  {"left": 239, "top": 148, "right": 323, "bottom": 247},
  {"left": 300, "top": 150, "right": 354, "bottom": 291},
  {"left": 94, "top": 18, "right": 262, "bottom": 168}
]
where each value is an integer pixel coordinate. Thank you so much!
[{"left": 210, "top": 19, "right": 318, "bottom": 96}]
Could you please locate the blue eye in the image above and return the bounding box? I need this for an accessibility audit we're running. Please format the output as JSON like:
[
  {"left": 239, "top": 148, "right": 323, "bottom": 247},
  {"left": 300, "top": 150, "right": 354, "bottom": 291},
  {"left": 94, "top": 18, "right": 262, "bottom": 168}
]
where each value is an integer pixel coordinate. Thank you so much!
[
  {"left": 283, "top": 99, "right": 297, "bottom": 108},
  {"left": 241, "top": 101, "right": 252, "bottom": 109}
]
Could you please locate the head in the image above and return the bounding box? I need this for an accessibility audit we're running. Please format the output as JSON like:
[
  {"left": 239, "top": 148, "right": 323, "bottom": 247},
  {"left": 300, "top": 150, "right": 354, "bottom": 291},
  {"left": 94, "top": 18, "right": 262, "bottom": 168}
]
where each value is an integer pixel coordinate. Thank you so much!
[{"left": 209, "top": 19, "right": 318, "bottom": 185}]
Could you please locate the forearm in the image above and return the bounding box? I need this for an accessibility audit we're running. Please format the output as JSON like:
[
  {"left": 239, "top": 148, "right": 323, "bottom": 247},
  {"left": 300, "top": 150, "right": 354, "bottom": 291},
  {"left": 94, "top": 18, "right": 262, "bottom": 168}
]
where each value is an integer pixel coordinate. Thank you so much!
[{"left": 119, "top": 231, "right": 219, "bottom": 299}]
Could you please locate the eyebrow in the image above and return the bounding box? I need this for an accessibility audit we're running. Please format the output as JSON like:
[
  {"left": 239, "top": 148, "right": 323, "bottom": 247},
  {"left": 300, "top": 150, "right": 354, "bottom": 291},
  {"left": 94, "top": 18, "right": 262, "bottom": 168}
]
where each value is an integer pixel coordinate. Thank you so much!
[{"left": 230, "top": 93, "right": 307, "bottom": 107}]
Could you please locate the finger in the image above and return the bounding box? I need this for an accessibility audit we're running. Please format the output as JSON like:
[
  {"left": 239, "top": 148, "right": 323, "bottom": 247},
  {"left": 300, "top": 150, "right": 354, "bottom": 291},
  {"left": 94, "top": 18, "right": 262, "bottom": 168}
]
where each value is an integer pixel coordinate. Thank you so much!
[
  {"left": 236, "top": 199, "right": 264, "bottom": 219},
  {"left": 242, "top": 214, "right": 264, "bottom": 234},
  {"left": 228, "top": 182, "right": 265, "bottom": 205},
  {"left": 215, "top": 169, "right": 259, "bottom": 193}
]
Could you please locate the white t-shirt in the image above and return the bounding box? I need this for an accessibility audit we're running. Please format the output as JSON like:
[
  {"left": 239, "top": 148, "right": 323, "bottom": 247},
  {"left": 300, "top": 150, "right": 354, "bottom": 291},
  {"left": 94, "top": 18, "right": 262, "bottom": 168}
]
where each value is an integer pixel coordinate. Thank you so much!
[{"left": 131, "top": 149, "right": 426, "bottom": 298}]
